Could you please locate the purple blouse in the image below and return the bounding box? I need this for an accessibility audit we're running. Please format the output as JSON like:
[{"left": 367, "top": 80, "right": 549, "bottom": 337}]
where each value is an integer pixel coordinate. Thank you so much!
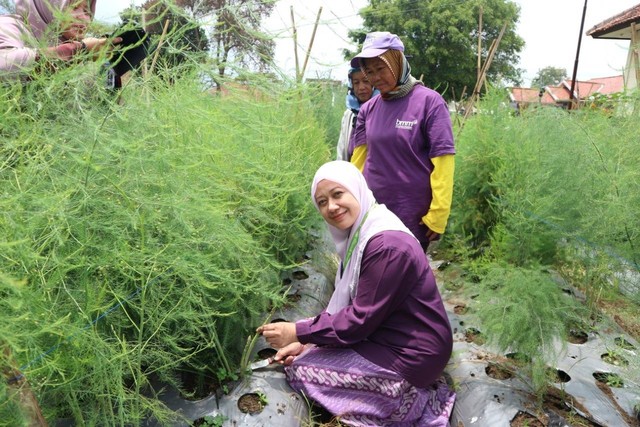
[
  {"left": 296, "top": 231, "right": 453, "bottom": 388},
  {"left": 352, "top": 85, "right": 455, "bottom": 246}
]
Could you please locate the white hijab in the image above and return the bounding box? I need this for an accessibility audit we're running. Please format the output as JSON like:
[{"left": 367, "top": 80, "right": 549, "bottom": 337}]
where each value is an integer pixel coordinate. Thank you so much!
[{"left": 311, "top": 161, "right": 416, "bottom": 314}]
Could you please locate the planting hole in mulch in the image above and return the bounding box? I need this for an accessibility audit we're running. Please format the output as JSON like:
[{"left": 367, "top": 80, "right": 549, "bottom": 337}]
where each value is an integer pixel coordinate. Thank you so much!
[
  {"left": 192, "top": 415, "right": 226, "bottom": 426},
  {"left": 453, "top": 304, "right": 468, "bottom": 315},
  {"left": 292, "top": 270, "right": 309, "bottom": 280},
  {"left": 542, "top": 386, "right": 599, "bottom": 427},
  {"left": 601, "top": 352, "right": 629, "bottom": 366},
  {"left": 593, "top": 371, "right": 624, "bottom": 388},
  {"left": 257, "top": 347, "right": 277, "bottom": 359},
  {"left": 485, "top": 362, "right": 513, "bottom": 380},
  {"left": 282, "top": 277, "right": 292, "bottom": 286},
  {"left": 547, "top": 367, "right": 571, "bottom": 383},
  {"left": 285, "top": 292, "right": 302, "bottom": 306},
  {"left": 614, "top": 336, "right": 636, "bottom": 350},
  {"left": 510, "top": 411, "right": 544, "bottom": 427},
  {"left": 238, "top": 392, "right": 266, "bottom": 414},
  {"left": 568, "top": 329, "right": 589, "bottom": 344},
  {"left": 464, "top": 327, "right": 485, "bottom": 345}
]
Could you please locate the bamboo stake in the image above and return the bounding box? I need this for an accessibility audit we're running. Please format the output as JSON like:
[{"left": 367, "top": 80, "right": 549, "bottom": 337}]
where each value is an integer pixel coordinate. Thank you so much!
[
  {"left": 470, "top": 24, "right": 505, "bottom": 102},
  {"left": 458, "top": 22, "right": 507, "bottom": 134},
  {"left": 300, "top": 7, "right": 323, "bottom": 81},
  {"left": 148, "top": 19, "right": 170, "bottom": 76},
  {"left": 477, "top": 6, "right": 483, "bottom": 84},
  {"left": 290, "top": 6, "right": 300, "bottom": 82}
]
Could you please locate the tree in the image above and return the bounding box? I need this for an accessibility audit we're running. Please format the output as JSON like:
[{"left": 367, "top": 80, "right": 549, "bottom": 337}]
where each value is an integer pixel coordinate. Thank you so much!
[
  {"left": 531, "top": 66, "right": 567, "bottom": 88},
  {"left": 113, "top": 2, "right": 210, "bottom": 80},
  {"left": 176, "top": 0, "right": 275, "bottom": 78},
  {"left": 345, "top": 0, "right": 524, "bottom": 101},
  {"left": 143, "top": 0, "right": 210, "bottom": 77}
]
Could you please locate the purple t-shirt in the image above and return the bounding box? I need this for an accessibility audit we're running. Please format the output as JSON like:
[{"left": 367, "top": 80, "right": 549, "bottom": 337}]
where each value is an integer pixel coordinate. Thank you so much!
[
  {"left": 296, "top": 231, "right": 453, "bottom": 388},
  {"left": 352, "top": 85, "right": 455, "bottom": 245}
]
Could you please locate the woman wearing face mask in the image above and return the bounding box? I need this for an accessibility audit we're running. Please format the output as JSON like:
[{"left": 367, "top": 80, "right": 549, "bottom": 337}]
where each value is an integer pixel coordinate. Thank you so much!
[
  {"left": 350, "top": 32, "right": 456, "bottom": 252},
  {"left": 336, "top": 67, "right": 378, "bottom": 161},
  {"left": 0, "top": 0, "right": 118, "bottom": 78},
  {"left": 257, "top": 161, "right": 455, "bottom": 426}
]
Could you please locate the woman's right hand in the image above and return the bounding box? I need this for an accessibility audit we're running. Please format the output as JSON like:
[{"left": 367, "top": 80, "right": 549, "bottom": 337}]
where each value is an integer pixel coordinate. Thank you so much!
[{"left": 274, "top": 342, "right": 306, "bottom": 366}]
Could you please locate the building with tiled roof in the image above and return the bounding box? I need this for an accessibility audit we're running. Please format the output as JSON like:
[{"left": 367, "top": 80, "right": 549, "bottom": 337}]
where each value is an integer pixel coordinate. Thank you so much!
[
  {"left": 508, "top": 75, "right": 624, "bottom": 110},
  {"left": 586, "top": 3, "right": 640, "bottom": 90}
]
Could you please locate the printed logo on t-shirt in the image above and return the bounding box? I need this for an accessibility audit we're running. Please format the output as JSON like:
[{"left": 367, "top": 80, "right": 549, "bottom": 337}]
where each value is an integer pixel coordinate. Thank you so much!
[{"left": 395, "top": 118, "right": 417, "bottom": 130}]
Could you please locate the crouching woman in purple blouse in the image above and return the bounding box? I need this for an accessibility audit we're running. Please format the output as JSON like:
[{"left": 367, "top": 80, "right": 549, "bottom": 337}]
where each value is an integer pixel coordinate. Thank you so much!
[{"left": 257, "top": 160, "right": 455, "bottom": 426}]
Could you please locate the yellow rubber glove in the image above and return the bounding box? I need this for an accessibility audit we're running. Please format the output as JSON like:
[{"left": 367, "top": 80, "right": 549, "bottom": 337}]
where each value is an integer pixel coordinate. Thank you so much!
[
  {"left": 422, "top": 154, "right": 455, "bottom": 234},
  {"left": 350, "top": 144, "right": 367, "bottom": 172}
]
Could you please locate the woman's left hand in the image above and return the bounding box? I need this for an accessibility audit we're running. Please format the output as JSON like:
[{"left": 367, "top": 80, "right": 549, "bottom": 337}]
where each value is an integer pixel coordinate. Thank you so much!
[
  {"left": 426, "top": 228, "right": 441, "bottom": 242},
  {"left": 257, "top": 322, "right": 297, "bottom": 349}
]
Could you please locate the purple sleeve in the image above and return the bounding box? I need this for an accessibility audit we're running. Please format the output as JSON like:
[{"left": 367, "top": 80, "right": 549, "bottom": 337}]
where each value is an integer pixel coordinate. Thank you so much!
[
  {"left": 423, "top": 93, "right": 455, "bottom": 158},
  {"left": 296, "top": 233, "right": 416, "bottom": 345}
]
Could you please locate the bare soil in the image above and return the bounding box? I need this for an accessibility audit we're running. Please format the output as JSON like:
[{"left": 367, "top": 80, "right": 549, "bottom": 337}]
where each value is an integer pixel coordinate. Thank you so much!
[{"left": 237, "top": 392, "right": 264, "bottom": 414}]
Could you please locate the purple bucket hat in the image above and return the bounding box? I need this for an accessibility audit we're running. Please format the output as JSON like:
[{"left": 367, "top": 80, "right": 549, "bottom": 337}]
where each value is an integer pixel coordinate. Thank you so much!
[{"left": 350, "top": 31, "right": 404, "bottom": 67}]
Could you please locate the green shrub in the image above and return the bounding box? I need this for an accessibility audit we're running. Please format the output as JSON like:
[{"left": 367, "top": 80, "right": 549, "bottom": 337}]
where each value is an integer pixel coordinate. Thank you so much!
[{"left": 1, "top": 64, "right": 330, "bottom": 424}]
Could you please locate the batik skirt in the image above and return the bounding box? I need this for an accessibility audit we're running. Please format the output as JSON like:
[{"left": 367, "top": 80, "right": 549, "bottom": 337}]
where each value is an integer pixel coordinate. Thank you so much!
[{"left": 285, "top": 346, "right": 455, "bottom": 426}]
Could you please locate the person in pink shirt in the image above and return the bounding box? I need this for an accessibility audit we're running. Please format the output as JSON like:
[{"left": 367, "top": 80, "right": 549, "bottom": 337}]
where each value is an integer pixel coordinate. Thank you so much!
[
  {"left": 0, "top": 0, "right": 117, "bottom": 78},
  {"left": 257, "top": 161, "right": 455, "bottom": 426},
  {"left": 350, "top": 32, "right": 456, "bottom": 251}
]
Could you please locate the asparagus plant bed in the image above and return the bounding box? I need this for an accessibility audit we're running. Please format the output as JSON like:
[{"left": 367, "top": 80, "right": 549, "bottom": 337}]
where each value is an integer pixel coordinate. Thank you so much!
[{"left": 0, "top": 67, "right": 331, "bottom": 426}]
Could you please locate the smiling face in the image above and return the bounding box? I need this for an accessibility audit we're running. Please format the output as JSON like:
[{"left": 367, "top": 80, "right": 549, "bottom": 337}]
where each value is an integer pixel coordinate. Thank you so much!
[
  {"left": 314, "top": 179, "right": 361, "bottom": 230},
  {"left": 362, "top": 57, "right": 397, "bottom": 95},
  {"left": 351, "top": 70, "right": 374, "bottom": 103},
  {"left": 59, "top": 0, "right": 92, "bottom": 40}
]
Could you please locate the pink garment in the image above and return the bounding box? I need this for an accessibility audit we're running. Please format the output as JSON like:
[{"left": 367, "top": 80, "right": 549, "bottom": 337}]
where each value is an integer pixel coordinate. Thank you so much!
[
  {"left": 0, "top": 15, "right": 37, "bottom": 72},
  {"left": 311, "top": 161, "right": 415, "bottom": 314},
  {"left": 0, "top": 0, "right": 96, "bottom": 74}
]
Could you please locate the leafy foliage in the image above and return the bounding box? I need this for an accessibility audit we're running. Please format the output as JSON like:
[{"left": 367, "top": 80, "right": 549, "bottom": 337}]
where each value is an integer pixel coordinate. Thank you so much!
[
  {"left": 346, "top": 0, "right": 524, "bottom": 100},
  {"left": 0, "top": 58, "right": 330, "bottom": 424},
  {"left": 445, "top": 87, "right": 640, "bottom": 405},
  {"left": 451, "top": 91, "right": 640, "bottom": 269},
  {"left": 472, "top": 263, "right": 586, "bottom": 395}
]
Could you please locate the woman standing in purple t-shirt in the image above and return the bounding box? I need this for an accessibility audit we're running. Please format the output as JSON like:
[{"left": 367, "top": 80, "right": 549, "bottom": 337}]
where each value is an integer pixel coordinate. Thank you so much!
[
  {"left": 257, "top": 161, "right": 455, "bottom": 426},
  {"left": 349, "top": 32, "right": 456, "bottom": 251}
]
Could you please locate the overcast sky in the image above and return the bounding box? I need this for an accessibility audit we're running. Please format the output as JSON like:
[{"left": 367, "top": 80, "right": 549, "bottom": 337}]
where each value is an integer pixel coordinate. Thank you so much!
[{"left": 95, "top": 0, "right": 640, "bottom": 86}]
